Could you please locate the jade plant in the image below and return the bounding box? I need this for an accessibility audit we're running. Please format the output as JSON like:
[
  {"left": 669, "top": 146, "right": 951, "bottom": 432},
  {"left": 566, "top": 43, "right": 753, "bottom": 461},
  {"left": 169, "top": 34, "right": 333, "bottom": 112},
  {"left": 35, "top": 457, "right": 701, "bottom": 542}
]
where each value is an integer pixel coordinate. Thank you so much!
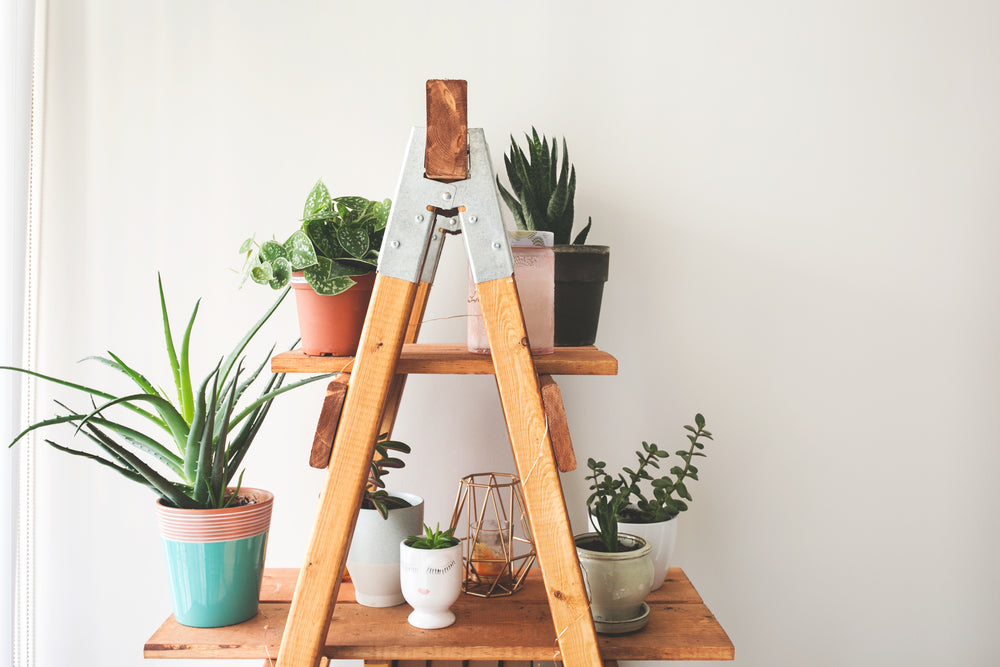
[
  {"left": 497, "top": 127, "right": 592, "bottom": 245},
  {"left": 585, "top": 414, "right": 714, "bottom": 552},
  {"left": 364, "top": 436, "right": 413, "bottom": 519},
  {"left": 405, "top": 523, "right": 460, "bottom": 550},
  {"left": 240, "top": 179, "right": 391, "bottom": 296},
  {"left": 2, "top": 276, "right": 331, "bottom": 509}
]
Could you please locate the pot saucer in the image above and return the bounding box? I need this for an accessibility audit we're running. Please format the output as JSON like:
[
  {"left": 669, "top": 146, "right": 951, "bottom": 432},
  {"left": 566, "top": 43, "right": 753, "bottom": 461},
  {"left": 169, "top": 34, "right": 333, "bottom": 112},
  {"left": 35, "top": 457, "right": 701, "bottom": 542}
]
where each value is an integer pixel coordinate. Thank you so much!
[{"left": 593, "top": 602, "right": 651, "bottom": 634}]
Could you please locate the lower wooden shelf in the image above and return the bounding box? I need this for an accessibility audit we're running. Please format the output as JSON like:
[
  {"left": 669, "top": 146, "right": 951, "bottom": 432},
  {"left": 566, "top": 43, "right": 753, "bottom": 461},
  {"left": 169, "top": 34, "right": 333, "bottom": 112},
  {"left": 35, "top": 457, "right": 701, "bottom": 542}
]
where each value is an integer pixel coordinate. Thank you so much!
[{"left": 144, "top": 568, "right": 733, "bottom": 662}]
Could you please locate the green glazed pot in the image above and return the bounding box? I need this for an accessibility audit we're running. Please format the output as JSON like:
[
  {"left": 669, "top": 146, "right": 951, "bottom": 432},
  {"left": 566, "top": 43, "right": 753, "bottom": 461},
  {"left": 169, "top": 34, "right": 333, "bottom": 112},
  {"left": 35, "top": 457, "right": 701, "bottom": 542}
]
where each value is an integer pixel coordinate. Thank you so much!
[{"left": 155, "top": 488, "right": 273, "bottom": 627}]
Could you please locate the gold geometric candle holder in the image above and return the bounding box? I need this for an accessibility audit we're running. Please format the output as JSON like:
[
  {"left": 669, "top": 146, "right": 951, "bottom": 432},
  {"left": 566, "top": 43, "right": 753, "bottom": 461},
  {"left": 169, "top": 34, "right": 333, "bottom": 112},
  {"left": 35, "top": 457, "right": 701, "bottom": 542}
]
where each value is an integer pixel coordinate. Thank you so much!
[{"left": 449, "top": 472, "right": 536, "bottom": 598}]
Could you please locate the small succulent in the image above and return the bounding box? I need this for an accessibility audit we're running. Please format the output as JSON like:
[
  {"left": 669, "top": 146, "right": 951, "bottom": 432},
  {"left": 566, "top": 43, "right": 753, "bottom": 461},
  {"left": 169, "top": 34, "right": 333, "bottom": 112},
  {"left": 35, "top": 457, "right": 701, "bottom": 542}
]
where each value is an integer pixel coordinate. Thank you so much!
[
  {"left": 240, "top": 179, "right": 391, "bottom": 296},
  {"left": 363, "top": 437, "right": 412, "bottom": 519},
  {"left": 586, "top": 414, "right": 714, "bottom": 552},
  {"left": 497, "top": 127, "right": 591, "bottom": 245},
  {"left": 405, "top": 523, "right": 460, "bottom": 550}
]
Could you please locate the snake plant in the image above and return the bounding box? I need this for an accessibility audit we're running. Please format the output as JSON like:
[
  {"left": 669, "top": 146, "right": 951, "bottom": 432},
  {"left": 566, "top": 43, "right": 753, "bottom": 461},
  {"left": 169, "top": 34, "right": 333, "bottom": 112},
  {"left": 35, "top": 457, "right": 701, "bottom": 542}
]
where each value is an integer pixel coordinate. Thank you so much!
[
  {"left": 3, "top": 276, "right": 331, "bottom": 509},
  {"left": 240, "top": 179, "right": 391, "bottom": 296},
  {"left": 497, "top": 127, "right": 591, "bottom": 245}
]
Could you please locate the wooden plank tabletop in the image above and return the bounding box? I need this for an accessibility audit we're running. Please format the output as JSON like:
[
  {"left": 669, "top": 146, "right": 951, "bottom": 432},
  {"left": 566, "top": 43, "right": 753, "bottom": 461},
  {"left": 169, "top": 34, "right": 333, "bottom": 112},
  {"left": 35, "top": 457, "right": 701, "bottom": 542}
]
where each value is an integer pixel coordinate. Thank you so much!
[
  {"left": 144, "top": 568, "right": 733, "bottom": 662},
  {"left": 270, "top": 344, "right": 619, "bottom": 376}
]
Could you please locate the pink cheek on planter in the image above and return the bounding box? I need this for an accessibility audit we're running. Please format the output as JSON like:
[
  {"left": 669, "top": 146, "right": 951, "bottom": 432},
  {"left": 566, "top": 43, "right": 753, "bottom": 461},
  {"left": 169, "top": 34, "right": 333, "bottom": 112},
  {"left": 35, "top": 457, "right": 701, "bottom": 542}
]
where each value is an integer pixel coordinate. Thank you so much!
[{"left": 417, "top": 588, "right": 430, "bottom": 595}]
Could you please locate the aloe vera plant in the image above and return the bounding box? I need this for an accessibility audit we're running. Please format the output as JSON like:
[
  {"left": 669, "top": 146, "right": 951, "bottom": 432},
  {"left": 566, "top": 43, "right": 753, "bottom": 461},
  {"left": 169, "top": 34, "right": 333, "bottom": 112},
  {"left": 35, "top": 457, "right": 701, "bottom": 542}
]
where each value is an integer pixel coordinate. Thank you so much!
[
  {"left": 2, "top": 276, "right": 331, "bottom": 509},
  {"left": 239, "top": 179, "right": 391, "bottom": 296},
  {"left": 497, "top": 127, "right": 591, "bottom": 245}
]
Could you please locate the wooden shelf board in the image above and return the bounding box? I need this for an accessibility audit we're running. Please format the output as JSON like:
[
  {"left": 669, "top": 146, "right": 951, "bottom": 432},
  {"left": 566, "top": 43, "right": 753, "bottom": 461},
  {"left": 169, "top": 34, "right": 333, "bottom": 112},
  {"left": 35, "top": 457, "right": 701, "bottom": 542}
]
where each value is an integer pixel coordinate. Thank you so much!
[
  {"left": 270, "top": 344, "right": 619, "bottom": 376},
  {"left": 144, "top": 568, "right": 733, "bottom": 662}
]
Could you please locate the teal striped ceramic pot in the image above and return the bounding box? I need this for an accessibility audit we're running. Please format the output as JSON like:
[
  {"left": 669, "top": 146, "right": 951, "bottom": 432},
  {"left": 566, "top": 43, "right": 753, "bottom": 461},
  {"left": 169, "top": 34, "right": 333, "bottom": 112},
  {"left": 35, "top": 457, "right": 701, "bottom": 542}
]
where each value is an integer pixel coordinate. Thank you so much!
[{"left": 155, "top": 488, "right": 273, "bottom": 627}]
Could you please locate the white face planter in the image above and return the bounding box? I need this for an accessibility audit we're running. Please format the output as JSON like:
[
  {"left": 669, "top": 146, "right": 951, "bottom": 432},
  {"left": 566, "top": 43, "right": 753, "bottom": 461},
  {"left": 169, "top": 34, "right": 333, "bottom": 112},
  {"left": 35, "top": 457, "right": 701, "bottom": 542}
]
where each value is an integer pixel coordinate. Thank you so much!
[{"left": 399, "top": 541, "right": 463, "bottom": 629}]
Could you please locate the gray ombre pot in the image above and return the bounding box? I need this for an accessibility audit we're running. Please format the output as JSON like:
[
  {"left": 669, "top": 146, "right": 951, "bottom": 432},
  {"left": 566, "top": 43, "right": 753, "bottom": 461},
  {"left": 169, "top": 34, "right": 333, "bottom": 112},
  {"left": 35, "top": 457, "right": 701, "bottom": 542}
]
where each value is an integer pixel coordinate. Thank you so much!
[{"left": 346, "top": 491, "right": 424, "bottom": 607}]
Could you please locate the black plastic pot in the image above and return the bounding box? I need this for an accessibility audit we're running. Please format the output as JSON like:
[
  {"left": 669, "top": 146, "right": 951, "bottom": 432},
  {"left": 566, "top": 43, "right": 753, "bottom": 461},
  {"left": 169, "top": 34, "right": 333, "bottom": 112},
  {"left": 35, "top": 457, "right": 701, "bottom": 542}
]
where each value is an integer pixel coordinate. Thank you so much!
[{"left": 553, "top": 245, "right": 610, "bottom": 347}]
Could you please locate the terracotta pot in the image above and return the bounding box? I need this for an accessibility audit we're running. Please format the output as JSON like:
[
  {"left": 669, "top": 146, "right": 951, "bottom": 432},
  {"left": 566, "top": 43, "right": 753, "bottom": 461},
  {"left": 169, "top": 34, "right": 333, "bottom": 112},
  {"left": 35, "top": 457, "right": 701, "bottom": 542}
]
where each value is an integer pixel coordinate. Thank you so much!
[{"left": 290, "top": 271, "right": 375, "bottom": 356}]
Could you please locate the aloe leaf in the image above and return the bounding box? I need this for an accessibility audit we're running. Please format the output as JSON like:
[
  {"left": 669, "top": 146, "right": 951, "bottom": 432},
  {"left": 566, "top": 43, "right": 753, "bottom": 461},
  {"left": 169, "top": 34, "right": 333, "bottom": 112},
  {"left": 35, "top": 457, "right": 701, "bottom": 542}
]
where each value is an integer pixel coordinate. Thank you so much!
[
  {"left": 84, "top": 424, "right": 198, "bottom": 509},
  {"left": 227, "top": 371, "right": 332, "bottom": 429},
  {"left": 194, "top": 373, "right": 220, "bottom": 505},
  {"left": 178, "top": 299, "right": 200, "bottom": 423},
  {"left": 283, "top": 230, "right": 318, "bottom": 270},
  {"left": 158, "top": 274, "right": 184, "bottom": 409},
  {"left": 7, "top": 413, "right": 87, "bottom": 448},
  {"left": 184, "top": 364, "right": 216, "bottom": 481},
  {"left": 217, "top": 287, "right": 286, "bottom": 391},
  {"left": 80, "top": 415, "right": 185, "bottom": 475},
  {"left": 44, "top": 439, "right": 149, "bottom": 486},
  {"left": 75, "top": 392, "right": 189, "bottom": 454},
  {"left": 211, "top": 364, "right": 240, "bottom": 500},
  {"left": 85, "top": 353, "right": 160, "bottom": 398}
]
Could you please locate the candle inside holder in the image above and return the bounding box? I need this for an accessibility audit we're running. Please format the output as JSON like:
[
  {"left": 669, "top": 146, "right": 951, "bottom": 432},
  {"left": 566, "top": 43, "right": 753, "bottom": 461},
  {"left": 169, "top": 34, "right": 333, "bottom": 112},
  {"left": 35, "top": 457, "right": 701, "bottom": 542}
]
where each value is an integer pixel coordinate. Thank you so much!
[{"left": 471, "top": 521, "right": 508, "bottom": 578}]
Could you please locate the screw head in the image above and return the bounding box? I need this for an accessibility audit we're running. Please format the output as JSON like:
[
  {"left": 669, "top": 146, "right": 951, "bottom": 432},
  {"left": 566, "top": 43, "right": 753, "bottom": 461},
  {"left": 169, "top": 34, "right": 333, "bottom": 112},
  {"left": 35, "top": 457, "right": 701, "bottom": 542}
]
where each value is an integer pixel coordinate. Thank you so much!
[
  {"left": 442, "top": 192, "right": 453, "bottom": 202},
  {"left": 469, "top": 215, "right": 479, "bottom": 223},
  {"left": 415, "top": 214, "right": 424, "bottom": 223},
  {"left": 492, "top": 242, "right": 502, "bottom": 249},
  {"left": 448, "top": 218, "right": 457, "bottom": 226},
  {"left": 391, "top": 240, "right": 400, "bottom": 248}
]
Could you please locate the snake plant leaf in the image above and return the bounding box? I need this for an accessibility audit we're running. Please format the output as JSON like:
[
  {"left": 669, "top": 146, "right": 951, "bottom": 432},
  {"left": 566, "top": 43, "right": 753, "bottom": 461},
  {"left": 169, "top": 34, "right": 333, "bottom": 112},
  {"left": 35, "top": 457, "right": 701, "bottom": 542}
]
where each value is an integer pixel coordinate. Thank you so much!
[
  {"left": 268, "top": 256, "right": 291, "bottom": 289},
  {"left": 572, "top": 216, "right": 592, "bottom": 245},
  {"left": 497, "top": 181, "right": 526, "bottom": 229},
  {"left": 337, "top": 225, "right": 369, "bottom": 259},
  {"left": 283, "top": 230, "right": 318, "bottom": 270},
  {"left": 303, "top": 179, "right": 332, "bottom": 220}
]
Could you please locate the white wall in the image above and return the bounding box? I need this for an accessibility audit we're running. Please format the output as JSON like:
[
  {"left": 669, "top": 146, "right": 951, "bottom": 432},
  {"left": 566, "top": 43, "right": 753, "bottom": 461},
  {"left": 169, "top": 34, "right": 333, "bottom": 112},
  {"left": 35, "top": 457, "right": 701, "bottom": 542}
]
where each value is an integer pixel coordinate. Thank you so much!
[{"left": 26, "top": 1, "right": 1000, "bottom": 666}]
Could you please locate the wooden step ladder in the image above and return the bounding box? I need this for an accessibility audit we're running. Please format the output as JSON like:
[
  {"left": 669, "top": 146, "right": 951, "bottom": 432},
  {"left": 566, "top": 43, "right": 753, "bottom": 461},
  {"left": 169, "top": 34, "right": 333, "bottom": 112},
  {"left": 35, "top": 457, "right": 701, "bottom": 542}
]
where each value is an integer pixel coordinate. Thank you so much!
[{"left": 275, "top": 80, "right": 602, "bottom": 667}]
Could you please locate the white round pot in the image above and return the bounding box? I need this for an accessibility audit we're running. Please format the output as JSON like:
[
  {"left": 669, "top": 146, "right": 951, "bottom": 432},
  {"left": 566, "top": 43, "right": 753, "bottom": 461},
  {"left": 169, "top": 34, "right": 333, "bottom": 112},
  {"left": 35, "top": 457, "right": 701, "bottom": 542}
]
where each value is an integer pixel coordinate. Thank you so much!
[
  {"left": 574, "top": 532, "right": 654, "bottom": 632},
  {"left": 400, "top": 541, "right": 463, "bottom": 629},
  {"left": 615, "top": 516, "right": 677, "bottom": 591},
  {"left": 346, "top": 491, "right": 424, "bottom": 607}
]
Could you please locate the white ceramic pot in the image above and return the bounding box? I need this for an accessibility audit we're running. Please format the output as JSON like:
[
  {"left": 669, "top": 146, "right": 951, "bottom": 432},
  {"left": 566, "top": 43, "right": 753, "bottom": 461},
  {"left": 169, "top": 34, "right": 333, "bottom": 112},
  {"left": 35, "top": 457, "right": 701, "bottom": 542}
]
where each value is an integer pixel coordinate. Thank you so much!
[
  {"left": 400, "top": 541, "right": 463, "bottom": 629},
  {"left": 346, "top": 491, "right": 424, "bottom": 607},
  {"left": 574, "top": 532, "right": 654, "bottom": 633},
  {"left": 615, "top": 516, "right": 677, "bottom": 591},
  {"left": 589, "top": 510, "right": 679, "bottom": 592}
]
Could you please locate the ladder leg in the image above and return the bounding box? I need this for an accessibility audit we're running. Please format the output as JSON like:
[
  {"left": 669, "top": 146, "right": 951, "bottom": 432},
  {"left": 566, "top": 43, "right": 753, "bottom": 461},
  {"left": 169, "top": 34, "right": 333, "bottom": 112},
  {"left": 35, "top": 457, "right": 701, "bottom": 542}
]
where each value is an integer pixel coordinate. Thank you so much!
[
  {"left": 476, "top": 276, "right": 603, "bottom": 667},
  {"left": 378, "top": 279, "right": 432, "bottom": 436},
  {"left": 277, "top": 274, "right": 418, "bottom": 667}
]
